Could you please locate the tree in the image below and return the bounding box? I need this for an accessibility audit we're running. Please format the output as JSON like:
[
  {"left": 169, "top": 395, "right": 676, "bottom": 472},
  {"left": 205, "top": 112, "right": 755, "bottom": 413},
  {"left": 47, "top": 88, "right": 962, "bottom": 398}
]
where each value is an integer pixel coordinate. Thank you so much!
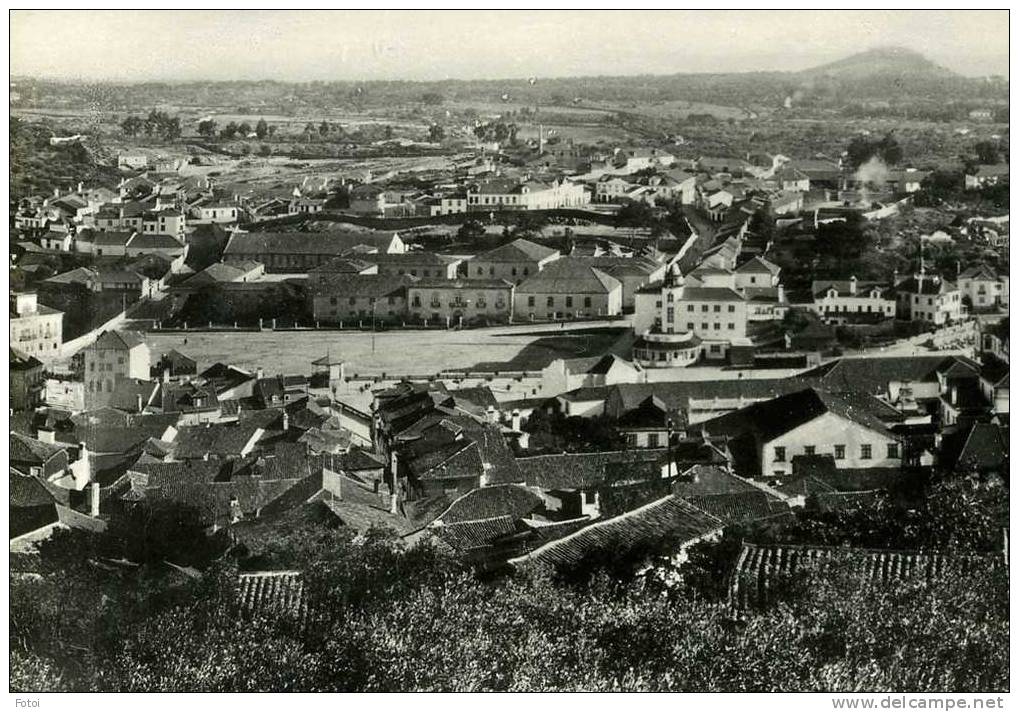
[
  {"left": 255, "top": 118, "right": 269, "bottom": 139},
  {"left": 456, "top": 220, "right": 486, "bottom": 242},
  {"left": 220, "top": 122, "right": 240, "bottom": 140},
  {"left": 421, "top": 92, "right": 444, "bottom": 106},
  {"left": 197, "top": 119, "right": 218, "bottom": 138},
  {"left": 428, "top": 124, "right": 445, "bottom": 143},
  {"left": 121, "top": 115, "right": 143, "bottom": 137},
  {"left": 237, "top": 122, "right": 252, "bottom": 137},
  {"left": 319, "top": 121, "right": 330, "bottom": 137},
  {"left": 974, "top": 140, "right": 1000, "bottom": 165}
]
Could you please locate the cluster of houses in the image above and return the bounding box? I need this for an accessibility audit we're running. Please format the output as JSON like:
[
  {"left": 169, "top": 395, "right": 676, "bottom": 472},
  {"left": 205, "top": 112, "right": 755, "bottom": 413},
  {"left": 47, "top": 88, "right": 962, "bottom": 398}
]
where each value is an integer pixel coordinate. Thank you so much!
[{"left": 11, "top": 319, "right": 1008, "bottom": 575}]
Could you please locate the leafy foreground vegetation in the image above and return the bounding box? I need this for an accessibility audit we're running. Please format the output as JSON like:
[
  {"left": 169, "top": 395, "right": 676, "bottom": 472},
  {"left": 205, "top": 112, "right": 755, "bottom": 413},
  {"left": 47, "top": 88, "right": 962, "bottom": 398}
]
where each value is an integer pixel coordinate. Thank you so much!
[{"left": 11, "top": 480, "right": 1008, "bottom": 693}]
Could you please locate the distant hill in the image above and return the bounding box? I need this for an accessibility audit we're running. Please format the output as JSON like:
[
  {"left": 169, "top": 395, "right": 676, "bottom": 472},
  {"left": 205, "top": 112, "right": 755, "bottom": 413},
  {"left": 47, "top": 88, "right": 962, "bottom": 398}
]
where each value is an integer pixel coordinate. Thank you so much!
[{"left": 800, "top": 46, "right": 958, "bottom": 80}]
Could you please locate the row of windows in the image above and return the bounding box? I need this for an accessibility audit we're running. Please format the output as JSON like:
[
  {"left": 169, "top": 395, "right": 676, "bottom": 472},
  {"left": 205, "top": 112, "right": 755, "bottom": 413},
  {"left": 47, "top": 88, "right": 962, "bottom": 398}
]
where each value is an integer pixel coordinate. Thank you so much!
[
  {"left": 410, "top": 298, "right": 506, "bottom": 309},
  {"left": 527, "top": 295, "right": 593, "bottom": 308},
  {"left": 823, "top": 304, "right": 893, "bottom": 313},
  {"left": 328, "top": 296, "right": 398, "bottom": 306},
  {"left": 773, "top": 443, "right": 898, "bottom": 462},
  {"left": 476, "top": 265, "right": 530, "bottom": 277}
]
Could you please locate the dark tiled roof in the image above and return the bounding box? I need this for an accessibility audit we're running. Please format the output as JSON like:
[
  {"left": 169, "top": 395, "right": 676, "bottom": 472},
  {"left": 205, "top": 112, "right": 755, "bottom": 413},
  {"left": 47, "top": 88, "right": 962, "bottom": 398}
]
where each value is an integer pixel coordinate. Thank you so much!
[
  {"left": 516, "top": 258, "right": 619, "bottom": 295},
  {"left": 729, "top": 543, "right": 1004, "bottom": 609},
  {"left": 435, "top": 484, "right": 543, "bottom": 524},
  {"left": 516, "top": 450, "right": 666, "bottom": 490},
  {"left": 434, "top": 515, "right": 518, "bottom": 551},
  {"left": 512, "top": 495, "right": 723, "bottom": 569},
  {"left": 224, "top": 230, "right": 399, "bottom": 257},
  {"left": 10, "top": 433, "right": 67, "bottom": 465},
  {"left": 170, "top": 423, "right": 263, "bottom": 459},
  {"left": 237, "top": 571, "right": 306, "bottom": 620}
]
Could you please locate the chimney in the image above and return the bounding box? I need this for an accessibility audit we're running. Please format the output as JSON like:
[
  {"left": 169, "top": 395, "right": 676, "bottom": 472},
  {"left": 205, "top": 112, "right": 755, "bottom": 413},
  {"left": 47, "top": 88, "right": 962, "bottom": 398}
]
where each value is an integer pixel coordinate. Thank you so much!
[
  {"left": 136, "top": 393, "right": 144, "bottom": 412},
  {"left": 77, "top": 181, "right": 83, "bottom": 193},
  {"left": 90, "top": 482, "right": 100, "bottom": 517},
  {"left": 849, "top": 276, "right": 857, "bottom": 295},
  {"left": 282, "top": 411, "right": 289, "bottom": 431},
  {"left": 256, "top": 367, "right": 264, "bottom": 380},
  {"left": 777, "top": 284, "right": 785, "bottom": 304},
  {"left": 511, "top": 409, "right": 522, "bottom": 432},
  {"left": 53, "top": 187, "right": 60, "bottom": 198},
  {"left": 37, "top": 428, "right": 56, "bottom": 444},
  {"left": 163, "top": 367, "right": 171, "bottom": 383},
  {"left": 486, "top": 404, "right": 497, "bottom": 424}
]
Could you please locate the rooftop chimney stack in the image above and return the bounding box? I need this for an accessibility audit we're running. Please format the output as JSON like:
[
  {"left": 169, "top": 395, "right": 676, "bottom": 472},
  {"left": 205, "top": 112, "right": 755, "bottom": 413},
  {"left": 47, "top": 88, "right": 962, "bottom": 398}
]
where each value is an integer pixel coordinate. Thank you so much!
[
  {"left": 90, "top": 482, "right": 100, "bottom": 517},
  {"left": 136, "top": 393, "right": 144, "bottom": 412},
  {"left": 849, "top": 276, "right": 857, "bottom": 295}
]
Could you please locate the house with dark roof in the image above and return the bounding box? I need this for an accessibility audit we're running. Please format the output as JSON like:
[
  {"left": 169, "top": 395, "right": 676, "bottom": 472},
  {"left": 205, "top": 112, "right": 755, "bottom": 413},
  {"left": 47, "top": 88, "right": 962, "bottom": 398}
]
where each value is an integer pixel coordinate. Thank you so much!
[
  {"left": 309, "top": 274, "right": 412, "bottom": 325},
  {"left": 514, "top": 258, "right": 622, "bottom": 320},
  {"left": 199, "top": 363, "right": 256, "bottom": 400},
  {"left": 938, "top": 422, "right": 1008, "bottom": 479},
  {"left": 516, "top": 449, "right": 667, "bottom": 519},
  {"left": 407, "top": 278, "right": 514, "bottom": 325},
  {"left": 83, "top": 330, "right": 151, "bottom": 408},
  {"left": 541, "top": 353, "right": 643, "bottom": 399},
  {"left": 964, "top": 163, "right": 1009, "bottom": 190},
  {"left": 223, "top": 230, "right": 406, "bottom": 272},
  {"left": 958, "top": 264, "right": 1008, "bottom": 311},
  {"left": 508, "top": 494, "right": 724, "bottom": 571},
  {"left": 10, "top": 432, "right": 70, "bottom": 480},
  {"left": 360, "top": 251, "right": 461, "bottom": 280},
  {"left": 892, "top": 273, "right": 962, "bottom": 325},
  {"left": 810, "top": 277, "right": 896, "bottom": 325},
  {"left": 467, "top": 238, "right": 560, "bottom": 285},
  {"left": 699, "top": 388, "right": 904, "bottom": 482},
  {"left": 10, "top": 347, "right": 44, "bottom": 411}
]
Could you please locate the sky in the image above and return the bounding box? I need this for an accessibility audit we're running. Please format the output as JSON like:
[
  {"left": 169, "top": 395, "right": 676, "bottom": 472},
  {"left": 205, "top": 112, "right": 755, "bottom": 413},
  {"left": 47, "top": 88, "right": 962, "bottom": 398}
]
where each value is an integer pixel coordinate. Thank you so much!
[{"left": 9, "top": 10, "right": 1010, "bottom": 83}]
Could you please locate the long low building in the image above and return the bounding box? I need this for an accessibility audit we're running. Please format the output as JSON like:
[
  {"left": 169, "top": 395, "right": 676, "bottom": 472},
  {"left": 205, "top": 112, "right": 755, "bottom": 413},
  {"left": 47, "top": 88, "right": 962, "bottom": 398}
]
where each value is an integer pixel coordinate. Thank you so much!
[
  {"left": 513, "top": 258, "right": 622, "bottom": 320},
  {"left": 223, "top": 230, "right": 406, "bottom": 272},
  {"left": 407, "top": 279, "right": 514, "bottom": 325}
]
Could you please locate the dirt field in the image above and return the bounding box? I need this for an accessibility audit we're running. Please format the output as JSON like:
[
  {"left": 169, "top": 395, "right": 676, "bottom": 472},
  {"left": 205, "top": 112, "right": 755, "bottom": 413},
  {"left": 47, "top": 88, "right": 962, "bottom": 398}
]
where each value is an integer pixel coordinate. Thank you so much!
[{"left": 142, "top": 323, "right": 629, "bottom": 378}]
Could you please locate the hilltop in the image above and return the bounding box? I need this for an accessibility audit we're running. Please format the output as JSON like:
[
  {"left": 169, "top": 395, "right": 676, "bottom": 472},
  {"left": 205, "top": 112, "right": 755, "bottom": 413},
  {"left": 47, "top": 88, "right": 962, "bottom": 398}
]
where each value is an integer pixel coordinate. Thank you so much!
[{"left": 801, "top": 46, "right": 959, "bottom": 80}]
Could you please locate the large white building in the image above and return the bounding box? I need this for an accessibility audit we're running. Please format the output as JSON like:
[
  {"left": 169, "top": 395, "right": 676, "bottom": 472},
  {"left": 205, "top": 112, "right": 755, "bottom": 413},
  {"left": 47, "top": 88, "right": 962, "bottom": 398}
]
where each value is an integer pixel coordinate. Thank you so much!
[
  {"left": 466, "top": 178, "right": 588, "bottom": 212},
  {"left": 633, "top": 266, "right": 750, "bottom": 364},
  {"left": 9, "top": 292, "right": 63, "bottom": 362},
  {"left": 957, "top": 265, "right": 1009, "bottom": 311}
]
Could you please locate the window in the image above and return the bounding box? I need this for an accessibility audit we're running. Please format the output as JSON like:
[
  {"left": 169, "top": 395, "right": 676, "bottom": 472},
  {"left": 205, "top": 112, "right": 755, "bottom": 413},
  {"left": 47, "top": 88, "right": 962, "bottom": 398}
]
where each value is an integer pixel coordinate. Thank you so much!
[
  {"left": 701, "top": 323, "right": 708, "bottom": 330},
  {"left": 546, "top": 296, "right": 554, "bottom": 307},
  {"left": 329, "top": 297, "right": 337, "bottom": 305},
  {"left": 666, "top": 307, "right": 674, "bottom": 322},
  {"left": 804, "top": 445, "right": 816, "bottom": 455},
  {"left": 648, "top": 433, "right": 660, "bottom": 448},
  {"left": 527, "top": 296, "right": 535, "bottom": 307},
  {"left": 584, "top": 296, "right": 591, "bottom": 308},
  {"left": 687, "top": 305, "right": 694, "bottom": 312},
  {"left": 887, "top": 443, "right": 899, "bottom": 459},
  {"left": 861, "top": 444, "right": 872, "bottom": 460},
  {"left": 566, "top": 296, "right": 573, "bottom": 308},
  {"left": 774, "top": 446, "right": 786, "bottom": 462},
  {"left": 728, "top": 323, "right": 735, "bottom": 330},
  {"left": 834, "top": 444, "right": 846, "bottom": 459},
  {"left": 477, "top": 267, "right": 483, "bottom": 276},
  {"left": 666, "top": 293, "right": 674, "bottom": 302},
  {"left": 583, "top": 491, "right": 597, "bottom": 505},
  {"left": 728, "top": 305, "right": 735, "bottom": 312},
  {"left": 687, "top": 322, "right": 694, "bottom": 330},
  {"left": 713, "top": 305, "right": 721, "bottom": 313},
  {"left": 701, "top": 305, "right": 709, "bottom": 312},
  {"left": 511, "top": 267, "right": 517, "bottom": 276}
]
